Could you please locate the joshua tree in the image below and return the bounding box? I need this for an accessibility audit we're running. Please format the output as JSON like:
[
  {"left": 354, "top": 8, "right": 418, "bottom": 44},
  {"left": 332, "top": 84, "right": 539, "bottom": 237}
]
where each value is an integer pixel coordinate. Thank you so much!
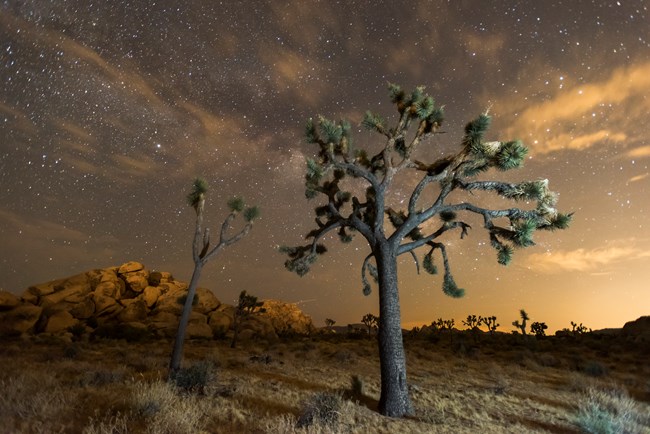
[
  {"left": 480, "top": 315, "right": 500, "bottom": 334},
  {"left": 436, "top": 318, "right": 456, "bottom": 345},
  {"left": 362, "top": 313, "right": 379, "bottom": 335},
  {"left": 325, "top": 318, "right": 336, "bottom": 330},
  {"left": 231, "top": 290, "right": 265, "bottom": 349},
  {"left": 169, "top": 178, "right": 260, "bottom": 374},
  {"left": 512, "top": 309, "right": 530, "bottom": 335},
  {"left": 463, "top": 314, "right": 481, "bottom": 330},
  {"left": 530, "top": 321, "right": 548, "bottom": 338},
  {"left": 282, "top": 84, "right": 571, "bottom": 417},
  {"left": 570, "top": 321, "right": 591, "bottom": 335}
]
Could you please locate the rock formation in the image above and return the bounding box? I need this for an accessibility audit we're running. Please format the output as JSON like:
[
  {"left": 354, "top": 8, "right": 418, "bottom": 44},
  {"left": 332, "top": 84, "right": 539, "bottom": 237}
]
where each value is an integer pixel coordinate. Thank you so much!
[
  {"left": 622, "top": 316, "right": 650, "bottom": 343},
  {"left": 0, "top": 261, "right": 314, "bottom": 342}
]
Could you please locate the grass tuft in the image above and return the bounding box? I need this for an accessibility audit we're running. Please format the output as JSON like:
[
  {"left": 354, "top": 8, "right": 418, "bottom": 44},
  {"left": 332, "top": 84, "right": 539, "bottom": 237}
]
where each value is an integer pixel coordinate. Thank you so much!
[
  {"left": 297, "top": 392, "right": 343, "bottom": 429},
  {"left": 575, "top": 387, "right": 644, "bottom": 434}
]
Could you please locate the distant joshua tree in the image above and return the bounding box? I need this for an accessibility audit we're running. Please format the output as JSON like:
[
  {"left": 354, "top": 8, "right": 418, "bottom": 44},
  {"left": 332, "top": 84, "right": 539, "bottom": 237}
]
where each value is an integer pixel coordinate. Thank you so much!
[
  {"left": 570, "top": 321, "right": 591, "bottom": 335},
  {"left": 362, "top": 313, "right": 379, "bottom": 335},
  {"left": 512, "top": 309, "right": 530, "bottom": 335},
  {"left": 169, "top": 178, "right": 260, "bottom": 374},
  {"left": 325, "top": 318, "right": 336, "bottom": 330},
  {"left": 463, "top": 314, "right": 481, "bottom": 330},
  {"left": 231, "top": 290, "right": 265, "bottom": 349},
  {"left": 434, "top": 318, "right": 456, "bottom": 345},
  {"left": 530, "top": 321, "right": 548, "bottom": 338},
  {"left": 282, "top": 84, "right": 571, "bottom": 417},
  {"left": 480, "top": 315, "right": 499, "bottom": 334}
]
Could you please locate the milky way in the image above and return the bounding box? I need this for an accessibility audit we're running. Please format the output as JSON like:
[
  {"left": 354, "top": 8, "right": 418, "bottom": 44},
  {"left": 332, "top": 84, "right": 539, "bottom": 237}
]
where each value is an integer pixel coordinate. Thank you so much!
[{"left": 1, "top": 1, "right": 649, "bottom": 331}]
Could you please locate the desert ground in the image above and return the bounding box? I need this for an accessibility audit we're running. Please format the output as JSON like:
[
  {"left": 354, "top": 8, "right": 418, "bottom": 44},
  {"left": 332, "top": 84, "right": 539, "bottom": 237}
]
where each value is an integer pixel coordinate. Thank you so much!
[{"left": 1, "top": 328, "right": 649, "bottom": 434}]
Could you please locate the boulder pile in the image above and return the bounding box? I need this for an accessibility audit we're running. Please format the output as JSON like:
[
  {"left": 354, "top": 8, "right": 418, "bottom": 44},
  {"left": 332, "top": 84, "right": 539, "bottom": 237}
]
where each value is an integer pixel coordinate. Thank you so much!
[{"left": 0, "top": 261, "right": 314, "bottom": 342}]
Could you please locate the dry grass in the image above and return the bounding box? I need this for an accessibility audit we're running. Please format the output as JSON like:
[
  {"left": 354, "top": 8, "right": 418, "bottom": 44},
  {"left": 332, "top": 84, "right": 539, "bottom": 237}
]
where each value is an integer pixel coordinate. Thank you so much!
[{"left": 0, "top": 334, "right": 648, "bottom": 434}]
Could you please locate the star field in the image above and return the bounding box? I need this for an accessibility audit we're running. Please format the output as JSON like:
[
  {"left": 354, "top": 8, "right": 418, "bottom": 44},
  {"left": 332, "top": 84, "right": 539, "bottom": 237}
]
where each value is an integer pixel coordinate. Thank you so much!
[{"left": 1, "top": 0, "right": 649, "bottom": 332}]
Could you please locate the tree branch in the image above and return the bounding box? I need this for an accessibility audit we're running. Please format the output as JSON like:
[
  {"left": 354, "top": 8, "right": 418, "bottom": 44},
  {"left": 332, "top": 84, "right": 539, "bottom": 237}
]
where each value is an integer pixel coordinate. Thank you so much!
[{"left": 396, "top": 221, "right": 471, "bottom": 255}]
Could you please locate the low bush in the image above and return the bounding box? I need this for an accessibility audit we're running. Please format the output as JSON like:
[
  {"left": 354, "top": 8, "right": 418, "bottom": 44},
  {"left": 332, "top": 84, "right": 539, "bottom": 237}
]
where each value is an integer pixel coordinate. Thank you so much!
[
  {"left": 297, "top": 392, "right": 343, "bottom": 428},
  {"left": 575, "top": 386, "right": 644, "bottom": 434},
  {"left": 169, "top": 361, "right": 217, "bottom": 395}
]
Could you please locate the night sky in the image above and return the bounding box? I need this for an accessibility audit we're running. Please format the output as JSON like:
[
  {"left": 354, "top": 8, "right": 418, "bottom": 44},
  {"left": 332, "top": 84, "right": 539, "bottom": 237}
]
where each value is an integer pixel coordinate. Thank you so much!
[{"left": 1, "top": 1, "right": 649, "bottom": 333}]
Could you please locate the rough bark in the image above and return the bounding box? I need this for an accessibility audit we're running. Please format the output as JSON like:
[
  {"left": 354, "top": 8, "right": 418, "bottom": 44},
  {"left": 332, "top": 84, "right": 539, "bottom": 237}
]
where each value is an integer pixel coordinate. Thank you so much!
[
  {"left": 169, "top": 262, "right": 203, "bottom": 373},
  {"left": 375, "top": 242, "right": 413, "bottom": 417}
]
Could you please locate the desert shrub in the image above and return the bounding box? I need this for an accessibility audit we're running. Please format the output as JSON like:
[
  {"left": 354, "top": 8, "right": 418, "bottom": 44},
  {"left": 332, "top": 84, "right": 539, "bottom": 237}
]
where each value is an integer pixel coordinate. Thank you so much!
[
  {"left": 265, "top": 414, "right": 349, "bottom": 434},
  {"left": 350, "top": 375, "right": 364, "bottom": 397},
  {"left": 69, "top": 322, "right": 88, "bottom": 339},
  {"left": 63, "top": 344, "right": 81, "bottom": 359},
  {"left": 0, "top": 373, "right": 72, "bottom": 425},
  {"left": 536, "top": 353, "right": 562, "bottom": 368},
  {"left": 79, "top": 367, "right": 128, "bottom": 387},
  {"left": 575, "top": 387, "right": 644, "bottom": 434},
  {"left": 82, "top": 412, "right": 129, "bottom": 434},
  {"left": 332, "top": 349, "right": 354, "bottom": 364},
  {"left": 583, "top": 360, "right": 608, "bottom": 377},
  {"left": 131, "top": 380, "right": 209, "bottom": 434},
  {"left": 169, "top": 361, "right": 216, "bottom": 395},
  {"left": 297, "top": 392, "right": 343, "bottom": 428}
]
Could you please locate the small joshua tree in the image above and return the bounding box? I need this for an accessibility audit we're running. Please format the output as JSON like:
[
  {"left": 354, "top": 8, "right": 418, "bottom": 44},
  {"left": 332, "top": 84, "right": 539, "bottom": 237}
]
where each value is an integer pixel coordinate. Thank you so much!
[
  {"left": 435, "top": 318, "right": 456, "bottom": 345},
  {"left": 530, "top": 321, "right": 548, "bottom": 338},
  {"left": 480, "top": 315, "right": 499, "bottom": 334},
  {"left": 282, "top": 84, "right": 571, "bottom": 417},
  {"left": 463, "top": 314, "right": 481, "bottom": 330},
  {"left": 362, "top": 313, "right": 379, "bottom": 335},
  {"left": 570, "top": 321, "right": 591, "bottom": 335},
  {"left": 169, "top": 178, "right": 260, "bottom": 374},
  {"left": 325, "top": 318, "right": 336, "bottom": 330},
  {"left": 231, "top": 290, "right": 265, "bottom": 349},
  {"left": 512, "top": 309, "right": 529, "bottom": 336}
]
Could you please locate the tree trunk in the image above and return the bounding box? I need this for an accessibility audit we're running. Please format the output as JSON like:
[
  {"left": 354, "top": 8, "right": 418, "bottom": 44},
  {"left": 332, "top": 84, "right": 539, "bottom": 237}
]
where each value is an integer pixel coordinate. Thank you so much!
[
  {"left": 375, "top": 243, "right": 413, "bottom": 417},
  {"left": 169, "top": 261, "right": 203, "bottom": 373}
]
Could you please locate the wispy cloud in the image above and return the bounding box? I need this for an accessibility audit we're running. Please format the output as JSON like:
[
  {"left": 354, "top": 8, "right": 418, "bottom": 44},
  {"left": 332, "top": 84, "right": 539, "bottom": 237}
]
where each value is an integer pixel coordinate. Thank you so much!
[
  {"left": 497, "top": 62, "right": 650, "bottom": 156},
  {"left": 539, "top": 130, "right": 627, "bottom": 154},
  {"left": 626, "top": 146, "right": 650, "bottom": 159},
  {"left": 513, "top": 62, "right": 650, "bottom": 127},
  {"left": 628, "top": 173, "right": 649, "bottom": 183},
  {"left": 527, "top": 246, "right": 650, "bottom": 273}
]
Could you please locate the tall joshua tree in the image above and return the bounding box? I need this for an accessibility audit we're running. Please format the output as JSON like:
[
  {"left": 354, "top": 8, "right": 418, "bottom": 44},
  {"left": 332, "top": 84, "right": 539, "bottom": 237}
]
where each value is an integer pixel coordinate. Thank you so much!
[
  {"left": 282, "top": 83, "right": 571, "bottom": 417},
  {"left": 169, "top": 178, "right": 260, "bottom": 374},
  {"left": 512, "top": 308, "right": 530, "bottom": 335}
]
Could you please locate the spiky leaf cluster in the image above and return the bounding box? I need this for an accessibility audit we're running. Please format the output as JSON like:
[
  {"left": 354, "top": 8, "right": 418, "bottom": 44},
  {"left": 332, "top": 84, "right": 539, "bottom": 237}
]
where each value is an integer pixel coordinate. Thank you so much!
[
  {"left": 280, "top": 244, "right": 327, "bottom": 277},
  {"left": 463, "top": 114, "right": 491, "bottom": 151},
  {"left": 362, "top": 111, "right": 385, "bottom": 133},
  {"left": 387, "top": 83, "right": 445, "bottom": 135},
  {"left": 442, "top": 273, "right": 465, "bottom": 298},
  {"left": 538, "top": 212, "right": 573, "bottom": 231},
  {"left": 361, "top": 260, "right": 379, "bottom": 296},
  {"left": 440, "top": 210, "right": 457, "bottom": 222},
  {"left": 423, "top": 253, "right": 438, "bottom": 275},
  {"left": 243, "top": 206, "right": 261, "bottom": 222},
  {"left": 227, "top": 196, "right": 245, "bottom": 213},
  {"left": 306, "top": 116, "right": 353, "bottom": 159},
  {"left": 187, "top": 178, "right": 208, "bottom": 209}
]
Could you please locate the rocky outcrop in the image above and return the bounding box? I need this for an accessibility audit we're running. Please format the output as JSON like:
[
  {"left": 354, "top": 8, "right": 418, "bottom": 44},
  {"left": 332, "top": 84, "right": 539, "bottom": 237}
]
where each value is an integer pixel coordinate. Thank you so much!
[
  {"left": 0, "top": 291, "right": 20, "bottom": 310},
  {"left": 259, "top": 300, "right": 315, "bottom": 336},
  {"left": 0, "top": 262, "right": 314, "bottom": 342},
  {"left": 622, "top": 316, "right": 650, "bottom": 343},
  {"left": 0, "top": 304, "right": 43, "bottom": 335}
]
